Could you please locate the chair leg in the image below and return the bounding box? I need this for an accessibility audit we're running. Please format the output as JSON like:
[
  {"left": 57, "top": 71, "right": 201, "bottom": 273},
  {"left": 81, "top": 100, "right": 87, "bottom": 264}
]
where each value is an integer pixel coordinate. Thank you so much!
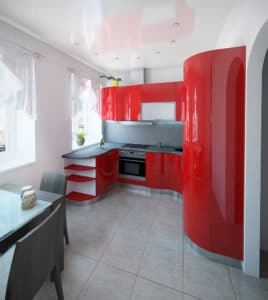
[
  {"left": 52, "top": 265, "right": 64, "bottom": 300},
  {"left": 63, "top": 200, "right": 69, "bottom": 245},
  {"left": 64, "top": 217, "right": 69, "bottom": 245}
]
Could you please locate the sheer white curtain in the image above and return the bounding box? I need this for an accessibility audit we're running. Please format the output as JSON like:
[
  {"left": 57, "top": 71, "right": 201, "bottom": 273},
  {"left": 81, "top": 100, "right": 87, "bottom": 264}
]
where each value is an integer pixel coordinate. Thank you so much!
[
  {"left": 0, "top": 40, "right": 36, "bottom": 119},
  {"left": 71, "top": 71, "right": 101, "bottom": 147}
]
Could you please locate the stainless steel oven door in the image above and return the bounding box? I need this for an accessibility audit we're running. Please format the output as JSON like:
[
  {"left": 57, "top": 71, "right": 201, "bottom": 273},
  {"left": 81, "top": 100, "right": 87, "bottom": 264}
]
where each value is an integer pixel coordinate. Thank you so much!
[{"left": 119, "top": 157, "right": 145, "bottom": 181}]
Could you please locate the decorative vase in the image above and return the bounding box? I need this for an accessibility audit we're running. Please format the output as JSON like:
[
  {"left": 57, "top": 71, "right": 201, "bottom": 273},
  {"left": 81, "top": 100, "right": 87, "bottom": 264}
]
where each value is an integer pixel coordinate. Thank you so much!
[
  {"left": 112, "top": 79, "right": 119, "bottom": 87},
  {"left": 76, "top": 136, "right": 85, "bottom": 146}
]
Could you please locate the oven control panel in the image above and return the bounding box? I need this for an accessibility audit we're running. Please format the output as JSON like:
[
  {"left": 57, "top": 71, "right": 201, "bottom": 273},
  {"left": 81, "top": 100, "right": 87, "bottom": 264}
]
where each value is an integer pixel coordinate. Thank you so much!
[{"left": 119, "top": 150, "right": 146, "bottom": 159}]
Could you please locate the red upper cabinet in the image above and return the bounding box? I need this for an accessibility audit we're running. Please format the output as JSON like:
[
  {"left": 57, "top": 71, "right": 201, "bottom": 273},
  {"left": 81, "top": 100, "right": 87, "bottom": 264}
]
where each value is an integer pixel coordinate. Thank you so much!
[
  {"left": 141, "top": 82, "right": 177, "bottom": 102},
  {"left": 121, "top": 85, "right": 141, "bottom": 120},
  {"left": 101, "top": 85, "right": 141, "bottom": 121},
  {"left": 96, "top": 150, "right": 119, "bottom": 195},
  {"left": 141, "top": 82, "right": 184, "bottom": 121},
  {"left": 176, "top": 82, "right": 184, "bottom": 121},
  {"left": 100, "top": 87, "right": 118, "bottom": 120},
  {"left": 183, "top": 46, "right": 245, "bottom": 260},
  {"left": 101, "top": 82, "right": 184, "bottom": 121}
]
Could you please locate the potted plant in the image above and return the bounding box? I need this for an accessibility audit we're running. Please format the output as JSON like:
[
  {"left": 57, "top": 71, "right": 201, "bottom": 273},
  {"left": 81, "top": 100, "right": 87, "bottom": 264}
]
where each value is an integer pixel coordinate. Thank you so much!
[
  {"left": 76, "top": 132, "right": 85, "bottom": 146},
  {"left": 100, "top": 75, "right": 122, "bottom": 87}
]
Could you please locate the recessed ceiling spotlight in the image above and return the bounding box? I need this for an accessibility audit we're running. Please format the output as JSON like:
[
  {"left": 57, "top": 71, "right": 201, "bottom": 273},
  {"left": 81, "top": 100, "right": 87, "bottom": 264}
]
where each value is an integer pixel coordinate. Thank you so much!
[
  {"left": 94, "top": 52, "right": 99, "bottom": 55},
  {"left": 136, "top": 56, "right": 141, "bottom": 59},
  {"left": 155, "top": 51, "right": 161, "bottom": 54},
  {"left": 170, "top": 40, "right": 176, "bottom": 44},
  {"left": 114, "top": 56, "right": 120, "bottom": 60},
  {"left": 72, "top": 42, "right": 80, "bottom": 46},
  {"left": 173, "top": 22, "right": 180, "bottom": 27}
]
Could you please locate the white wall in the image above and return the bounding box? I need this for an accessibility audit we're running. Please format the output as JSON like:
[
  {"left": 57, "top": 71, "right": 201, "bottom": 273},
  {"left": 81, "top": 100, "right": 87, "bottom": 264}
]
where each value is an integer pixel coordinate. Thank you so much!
[
  {"left": 109, "top": 65, "right": 182, "bottom": 87},
  {"left": 217, "top": 0, "right": 268, "bottom": 277},
  {"left": 144, "top": 65, "right": 183, "bottom": 83},
  {"left": 0, "top": 21, "right": 101, "bottom": 188}
]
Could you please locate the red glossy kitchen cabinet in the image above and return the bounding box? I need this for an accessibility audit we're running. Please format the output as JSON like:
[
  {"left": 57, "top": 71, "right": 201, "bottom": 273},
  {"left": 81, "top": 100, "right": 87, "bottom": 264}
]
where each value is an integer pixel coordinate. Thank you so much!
[
  {"left": 141, "top": 82, "right": 177, "bottom": 102},
  {"left": 100, "top": 85, "right": 141, "bottom": 120},
  {"left": 146, "top": 152, "right": 182, "bottom": 193},
  {"left": 176, "top": 82, "right": 184, "bottom": 121},
  {"left": 146, "top": 152, "right": 167, "bottom": 189},
  {"left": 167, "top": 154, "right": 183, "bottom": 194},
  {"left": 141, "top": 82, "right": 184, "bottom": 121},
  {"left": 183, "top": 46, "right": 245, "bottom": 260},
  {"left": 100, "top": 87, "right": 118, "bottom": 120},
  {"left": 96, "top": 150, "right": 119, "bottom": 195}
]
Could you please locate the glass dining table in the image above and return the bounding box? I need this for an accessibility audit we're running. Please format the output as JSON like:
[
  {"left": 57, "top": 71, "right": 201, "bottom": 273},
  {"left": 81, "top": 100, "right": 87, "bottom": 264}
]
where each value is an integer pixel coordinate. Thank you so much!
[{"left": 0, "top": 185, "right": 64, "bottom": 255}]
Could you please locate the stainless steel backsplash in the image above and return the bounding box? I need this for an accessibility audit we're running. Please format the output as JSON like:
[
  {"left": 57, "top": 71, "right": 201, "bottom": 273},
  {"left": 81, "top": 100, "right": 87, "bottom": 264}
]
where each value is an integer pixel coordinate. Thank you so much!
[{"left": 103, "top": 121, "right": 183, "bottom": 147}]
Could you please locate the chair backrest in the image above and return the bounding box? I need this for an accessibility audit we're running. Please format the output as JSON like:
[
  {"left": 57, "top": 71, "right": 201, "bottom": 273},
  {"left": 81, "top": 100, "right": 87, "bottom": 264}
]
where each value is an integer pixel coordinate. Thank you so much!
[
  {"left": 5, "top": 204, "right": 63, "bottom": 300},
  {"left": 40, "top": 172, "right": 66, "bottom": 196}
]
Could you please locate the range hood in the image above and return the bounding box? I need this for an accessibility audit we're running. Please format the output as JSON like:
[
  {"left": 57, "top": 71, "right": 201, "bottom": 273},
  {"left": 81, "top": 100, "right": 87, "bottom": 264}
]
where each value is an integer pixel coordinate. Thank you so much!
[
  {"left": 118, "top": 120, "right": 153, "bottom": 125},
  {"left": 116, "top": 120, "right": 182, "bottom": 126}
]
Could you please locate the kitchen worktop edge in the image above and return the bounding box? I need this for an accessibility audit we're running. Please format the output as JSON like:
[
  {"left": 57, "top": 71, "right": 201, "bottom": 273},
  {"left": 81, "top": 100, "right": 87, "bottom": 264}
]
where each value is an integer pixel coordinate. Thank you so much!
[{"left": 62, "top": 143, "right": 183, "bottom": 159}]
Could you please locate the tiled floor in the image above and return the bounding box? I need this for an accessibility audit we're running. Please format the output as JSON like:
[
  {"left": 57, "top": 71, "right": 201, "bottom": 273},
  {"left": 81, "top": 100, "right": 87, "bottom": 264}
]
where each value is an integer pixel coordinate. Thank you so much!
[{"left": 35, "top": 186, "right": 268, "bottom": 300}]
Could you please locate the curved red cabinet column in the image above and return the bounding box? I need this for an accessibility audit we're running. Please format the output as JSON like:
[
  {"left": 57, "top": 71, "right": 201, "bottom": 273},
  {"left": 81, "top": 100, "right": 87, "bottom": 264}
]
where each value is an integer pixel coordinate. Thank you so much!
[{"left": 183, "top": 46, "right": 245, "bottom": 260}]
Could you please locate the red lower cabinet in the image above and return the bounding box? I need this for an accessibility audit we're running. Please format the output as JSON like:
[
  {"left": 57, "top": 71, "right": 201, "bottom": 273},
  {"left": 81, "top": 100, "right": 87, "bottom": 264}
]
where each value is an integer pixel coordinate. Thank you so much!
[
  {"left": 146, "top": 152, "right": 165, "bottom": 189},
  {"left": 146, "top": 152, "right": 182, "bottom": 193},
  {"left": 166, "top": 154, "right": 183, "bottom": 194},
  {"left": 96, "top": 150, "right": 119, "bottom": 195},
  {"left": 183, "top": 46, "right": 245, "bottom": 259}
]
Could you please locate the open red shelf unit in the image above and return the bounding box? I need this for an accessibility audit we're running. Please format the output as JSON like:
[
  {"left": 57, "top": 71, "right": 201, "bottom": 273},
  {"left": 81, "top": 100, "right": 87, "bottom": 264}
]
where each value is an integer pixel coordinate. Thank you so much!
[
  {"left": 67, "top": 175, "right": 95, "bottom": 182},
  {"left": 64, "top": 164, "right": 95, "bottom": 171},
  {"left": 66, "top": 191, "right": 96, "bottom": 202}
]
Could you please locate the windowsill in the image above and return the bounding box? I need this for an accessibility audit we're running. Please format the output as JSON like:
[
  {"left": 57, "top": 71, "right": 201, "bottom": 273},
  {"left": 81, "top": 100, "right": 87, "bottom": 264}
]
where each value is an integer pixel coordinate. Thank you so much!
[{"left": 0, "top": 159, "right": 36, "bottom": 174}]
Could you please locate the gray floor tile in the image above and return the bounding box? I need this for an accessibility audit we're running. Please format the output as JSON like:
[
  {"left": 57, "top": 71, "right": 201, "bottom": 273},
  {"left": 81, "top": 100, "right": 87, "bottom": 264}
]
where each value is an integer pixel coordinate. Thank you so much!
[
  {"left": 101, "top": 232, "right": 147, "bottom": 274},
  {"left": 148, "top": 222, "right": 183, "bottom": 251},
  {"left": 30, "top": 187, "right": 268, "bottom": 300},
  {"left": 184, "top": 243, "right": 235, "bottom": 300},
  {"left": 78, "top": 262, "right": 136, "bottom": 300},
  {"left": 154, "top": 206, "right": 182, "bottom": 230},
  {"left": 182, "top": 294, "right": 200, "bottom": 300},
  {"left": 131, "top": 277, "right": 184, "bottom": 300},
  {"left": 68, "top": 227, "right": 115, "bottom": 260},
  {"left": 228, "top": 266, "right": 268, "bottom": 300},
  {"left": 139, "top": 242, "right": 183, "bottom": 290},
  {"left": 35, "top": 249, "right": 98, "bottom": 300},
  {"left": 116, "top": 214, "right": 153, "bottom": 242}
]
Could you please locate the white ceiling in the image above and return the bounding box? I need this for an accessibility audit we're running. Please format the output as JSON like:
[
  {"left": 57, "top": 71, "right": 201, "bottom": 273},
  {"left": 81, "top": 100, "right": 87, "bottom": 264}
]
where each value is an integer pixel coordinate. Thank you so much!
[{"left": 0, "top": 0, "right": 237, "bottom": 71}]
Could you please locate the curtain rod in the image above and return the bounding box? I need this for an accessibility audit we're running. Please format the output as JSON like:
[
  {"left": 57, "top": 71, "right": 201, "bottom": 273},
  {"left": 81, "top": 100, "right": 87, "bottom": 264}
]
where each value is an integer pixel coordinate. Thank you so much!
[{"left": 0, "top": 38, "right": 44, "bottom": 59}]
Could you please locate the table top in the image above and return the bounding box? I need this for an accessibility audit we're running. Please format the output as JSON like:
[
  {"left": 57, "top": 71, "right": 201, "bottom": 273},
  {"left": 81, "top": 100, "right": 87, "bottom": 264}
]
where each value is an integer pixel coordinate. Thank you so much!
[{"left": 0, "top": 189, "right": 51, "bottom": 241}]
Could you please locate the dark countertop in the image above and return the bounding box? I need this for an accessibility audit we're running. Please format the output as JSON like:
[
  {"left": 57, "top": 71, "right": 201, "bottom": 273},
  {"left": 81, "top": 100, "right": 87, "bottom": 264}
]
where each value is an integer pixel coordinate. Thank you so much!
[{"left": 62, "top": 142, "right": 183, "bottom": 159}]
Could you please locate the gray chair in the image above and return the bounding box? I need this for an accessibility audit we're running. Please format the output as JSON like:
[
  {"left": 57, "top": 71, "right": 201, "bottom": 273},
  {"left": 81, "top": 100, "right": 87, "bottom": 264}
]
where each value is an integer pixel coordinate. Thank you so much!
[
  {"left": 4, "top": 204, "right": 64, "bottom": 300},
  {"left": 40, "top": 172, "right": 69, "bottom": 244}
]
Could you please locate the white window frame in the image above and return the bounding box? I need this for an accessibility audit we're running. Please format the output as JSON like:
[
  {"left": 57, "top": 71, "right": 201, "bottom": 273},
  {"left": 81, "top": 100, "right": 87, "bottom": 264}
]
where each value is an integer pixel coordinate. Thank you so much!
[
  {"left": 0, "top": 43, "right": 36, "bottom": 173},
  {"left": 71, "top": 73, "right": 102, "bottom": 150}
]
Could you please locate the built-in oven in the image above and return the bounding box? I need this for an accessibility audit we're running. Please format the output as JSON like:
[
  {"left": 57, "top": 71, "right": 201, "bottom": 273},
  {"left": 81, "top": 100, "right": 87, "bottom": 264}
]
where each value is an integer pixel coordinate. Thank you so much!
[{"left": 119, "top": 149, "right": 146, "bottom": 181}]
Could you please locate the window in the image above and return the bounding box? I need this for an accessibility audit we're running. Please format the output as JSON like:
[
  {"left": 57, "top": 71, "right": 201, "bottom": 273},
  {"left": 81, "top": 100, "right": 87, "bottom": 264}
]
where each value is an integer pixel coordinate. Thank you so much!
[
  {"left": 0, "top": 42, "right": 36, "bottom": 172},
  {"left": 0, "top": 104, "right": 8, "bottom": 153},
  {"left": 71, "top": 72, "right": 101, "bottom": 149}
]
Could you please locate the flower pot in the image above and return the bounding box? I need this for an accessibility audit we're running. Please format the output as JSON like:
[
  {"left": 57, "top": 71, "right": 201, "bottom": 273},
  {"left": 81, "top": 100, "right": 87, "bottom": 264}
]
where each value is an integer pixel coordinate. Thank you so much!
[
  {"left": 76, "top": 136, "right": 85, "bottom": 146},
  {"left": 112, "top": 79, "right": 119, "bottom": 87}
]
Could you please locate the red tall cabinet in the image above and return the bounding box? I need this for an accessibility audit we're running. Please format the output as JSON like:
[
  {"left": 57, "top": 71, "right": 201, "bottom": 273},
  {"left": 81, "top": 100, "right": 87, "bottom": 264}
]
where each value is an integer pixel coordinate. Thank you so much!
[{"left": 183, "top": 46, "right": 245, "bottom": 260}]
